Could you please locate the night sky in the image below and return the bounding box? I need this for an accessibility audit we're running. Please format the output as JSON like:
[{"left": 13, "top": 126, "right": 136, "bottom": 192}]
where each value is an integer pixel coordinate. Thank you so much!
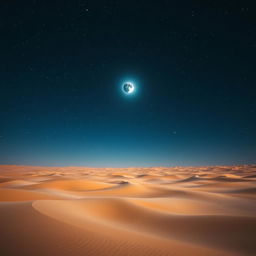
[{"left": 1, "top": 1, "right": 256, "bottom": 167}]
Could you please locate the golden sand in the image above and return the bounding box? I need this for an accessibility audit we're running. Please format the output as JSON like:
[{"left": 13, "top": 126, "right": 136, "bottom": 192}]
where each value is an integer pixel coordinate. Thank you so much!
[{"left": 0, "top": 165, "right": 256, "bottom": 256}]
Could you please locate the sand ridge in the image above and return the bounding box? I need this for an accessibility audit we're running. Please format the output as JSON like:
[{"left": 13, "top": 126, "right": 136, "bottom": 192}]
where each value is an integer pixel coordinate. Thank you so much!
[{"left": 0, "top": 165, "right": 256, "bottom": 256}]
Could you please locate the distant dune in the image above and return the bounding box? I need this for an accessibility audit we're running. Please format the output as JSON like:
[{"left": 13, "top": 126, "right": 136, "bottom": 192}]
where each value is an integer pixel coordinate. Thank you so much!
[{"left": 0, "top": 165, "right": 256, "bottom": 256}]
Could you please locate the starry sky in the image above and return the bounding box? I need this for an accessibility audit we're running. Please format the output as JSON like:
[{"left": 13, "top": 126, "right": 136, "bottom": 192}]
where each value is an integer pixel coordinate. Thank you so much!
[{"left": 0, "top": 1, "right": 256, "bottom": 167}]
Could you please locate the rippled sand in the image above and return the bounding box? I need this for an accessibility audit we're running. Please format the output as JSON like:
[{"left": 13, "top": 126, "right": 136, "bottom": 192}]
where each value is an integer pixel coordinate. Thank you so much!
[{"left": 0, "top": 165, "right": 256, "bottom": 256}]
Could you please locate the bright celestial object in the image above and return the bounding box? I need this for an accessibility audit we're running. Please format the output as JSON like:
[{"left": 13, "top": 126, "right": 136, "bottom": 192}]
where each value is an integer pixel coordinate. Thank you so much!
[{"left": 122, "top": 82, "right": 135, "bottom": 94}]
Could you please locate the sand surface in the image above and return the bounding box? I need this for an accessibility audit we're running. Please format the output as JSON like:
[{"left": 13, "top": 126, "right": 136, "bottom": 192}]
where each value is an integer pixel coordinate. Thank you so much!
[{"left": 0, "top": 165, "right": 256, "bottom": 256}]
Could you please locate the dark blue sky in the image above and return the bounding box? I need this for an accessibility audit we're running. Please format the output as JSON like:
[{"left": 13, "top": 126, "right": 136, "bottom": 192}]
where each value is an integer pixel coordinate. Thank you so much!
[{"left": 0, "top": 1, "right": 256, "bottom": 167}]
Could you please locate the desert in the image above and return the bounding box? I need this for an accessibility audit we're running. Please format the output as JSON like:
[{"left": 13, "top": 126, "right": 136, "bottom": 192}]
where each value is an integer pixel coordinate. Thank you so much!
[{"left": 0, "top": 165, "right": 255, "bottom": 256}]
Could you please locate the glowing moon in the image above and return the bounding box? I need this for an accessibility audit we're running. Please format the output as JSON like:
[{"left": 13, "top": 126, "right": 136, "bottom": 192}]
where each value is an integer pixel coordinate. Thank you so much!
[{"left": 122, "top": 82, "right": 135, "bottom": 94}]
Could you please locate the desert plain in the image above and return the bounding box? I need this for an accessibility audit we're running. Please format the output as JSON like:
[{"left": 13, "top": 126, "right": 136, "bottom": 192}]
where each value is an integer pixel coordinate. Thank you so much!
[{"left": 0, "top": 164, "right": 256, "bottom": 256}]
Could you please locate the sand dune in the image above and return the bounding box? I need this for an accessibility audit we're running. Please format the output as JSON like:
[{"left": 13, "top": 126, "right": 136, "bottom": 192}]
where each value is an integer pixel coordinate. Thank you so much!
[{"left": 0, "top": 165, "right": 256, "bottom": 256}]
